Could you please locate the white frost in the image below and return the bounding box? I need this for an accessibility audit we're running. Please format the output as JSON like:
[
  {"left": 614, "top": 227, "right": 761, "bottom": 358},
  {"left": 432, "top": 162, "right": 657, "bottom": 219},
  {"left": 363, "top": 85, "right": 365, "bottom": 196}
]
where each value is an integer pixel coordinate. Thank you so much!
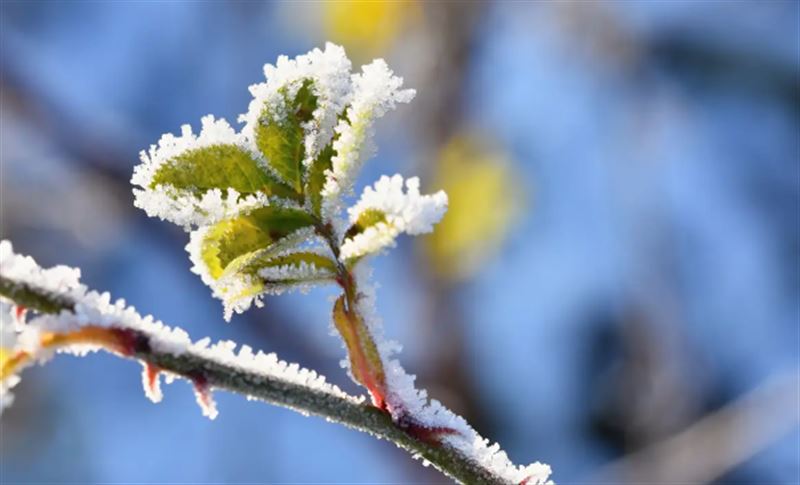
[
  {"left": 124, "top": 44, "right": 551, "bottom": 482},
  {"left": 132, "top": 115, "right": 271, "bottom": 230},
  {"left": 348, "top": 265, "right": 553, "bottom": 485},
  {"left": 340, "top": 175, "right": 448, "bottom": 260},
  {"left": 239, "top": 42, "right": 353, "bottom": 177},
  {"left": 184, "top": 226, "right": 332, "bottom": 321},
  {"left": 321, "top": 60, "right": 416, "bottom": 221},
  {"left": 0, "top": 240, "right": 354, "bottom": 419},
  {"left": 258, "top": 259, "right": 335, "bottom": 283}
]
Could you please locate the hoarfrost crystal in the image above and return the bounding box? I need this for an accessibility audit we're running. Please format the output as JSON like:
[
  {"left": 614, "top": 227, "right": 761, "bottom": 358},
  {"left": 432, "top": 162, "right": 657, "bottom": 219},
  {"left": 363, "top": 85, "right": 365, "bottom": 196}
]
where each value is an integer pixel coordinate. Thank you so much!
[
  {"left": 0, "top": 240, "right": 353, "bottom": 419},
  {"left": 341, "top": 175, "right": 448, "bottom": 260},
  {"left": 321, "top": 60, "right": 416, "bottom": 220},
  {"left": 240, "top": 42, "right": 353, "bottom": 169},
  {"left": 132, "top": 115, "right": 270, "bottom": 230}
]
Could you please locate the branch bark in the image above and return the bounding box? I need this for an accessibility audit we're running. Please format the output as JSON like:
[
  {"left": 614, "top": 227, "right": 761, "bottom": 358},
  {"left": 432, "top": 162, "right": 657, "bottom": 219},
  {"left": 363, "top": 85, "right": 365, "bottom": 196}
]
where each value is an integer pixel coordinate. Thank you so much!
[{"left": 0, "top": 275, "right": 513, "bottom": 485}]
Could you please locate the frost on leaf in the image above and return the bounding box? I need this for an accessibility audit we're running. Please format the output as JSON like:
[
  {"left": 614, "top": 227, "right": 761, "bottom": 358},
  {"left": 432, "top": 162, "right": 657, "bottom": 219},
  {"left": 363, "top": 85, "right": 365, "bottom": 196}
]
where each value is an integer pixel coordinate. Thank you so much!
[
  {"left": 321, "top": 59, "right": 416, "bottom": 220},
  {"left": 186, "top": 207, "right": 336, "bottom": 320},
  {"left": 133, "top": 44, "right": 424, "bottom": 318},
  {"left": 240, "top": 42, "right": 353, "bottom": 208},
  {"left": 253, "top": 79, "right": 318, "bottom": 194},
  {"left": 0, "top": 240, "right": 354, "bottom": 421},
  {"left": 132, "top": 115, "right": 291, "bottom": 229},
  {"left": 340, "top": 175, "right": 448, "bottom": 261},
  {"left": 307, "top": 143, "right": 336, "bottom": 217}
]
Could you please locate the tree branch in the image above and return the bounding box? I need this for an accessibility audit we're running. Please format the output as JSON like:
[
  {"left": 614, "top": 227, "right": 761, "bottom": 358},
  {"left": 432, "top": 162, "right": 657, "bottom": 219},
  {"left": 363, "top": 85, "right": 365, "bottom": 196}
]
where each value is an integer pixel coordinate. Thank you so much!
[{"left": 0, "top": 275, "right": 515, "bottom": 485}]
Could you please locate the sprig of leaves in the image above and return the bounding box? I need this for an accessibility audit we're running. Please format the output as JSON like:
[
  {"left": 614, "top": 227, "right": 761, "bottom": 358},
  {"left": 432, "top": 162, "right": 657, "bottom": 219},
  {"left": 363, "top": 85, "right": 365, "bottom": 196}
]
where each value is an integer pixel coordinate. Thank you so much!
[{"left": 130, "top": 44, "right": 449, "bottom": 412}]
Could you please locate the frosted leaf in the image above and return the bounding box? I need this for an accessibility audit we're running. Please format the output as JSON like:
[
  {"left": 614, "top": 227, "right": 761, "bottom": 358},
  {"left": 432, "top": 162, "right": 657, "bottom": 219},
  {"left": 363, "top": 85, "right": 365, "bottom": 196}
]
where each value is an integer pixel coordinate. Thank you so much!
[
  {"left": 185, "top": 221, "right": 335, "bottom": 321},
  {"left": 320, "top": 60, "right": 415, "bottom": 221},
  {"left": 340, "top": 175, "right": 447, "bottom": 260},
  {"left": 132, "top": 115, "right": 283, "bottom": 230},
  {"left": 257, "top": 255, "right": 337, "bottom": 282},
  {"left": 240, "top": 43, "right": 353, "bottom": 187}
]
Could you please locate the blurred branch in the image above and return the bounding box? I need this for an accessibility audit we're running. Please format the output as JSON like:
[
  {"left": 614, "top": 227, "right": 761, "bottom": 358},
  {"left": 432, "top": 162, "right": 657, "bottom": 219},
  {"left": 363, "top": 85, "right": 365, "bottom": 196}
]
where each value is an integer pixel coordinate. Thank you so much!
[
  {"left": 592, "top": 372, "right": 800, "bottom": 484},
  {"left": 0, "top": 274, "right": 525, "bottom": 485},
  {"left": 411, "top": 0, "right": 492, "bottom": 434}
]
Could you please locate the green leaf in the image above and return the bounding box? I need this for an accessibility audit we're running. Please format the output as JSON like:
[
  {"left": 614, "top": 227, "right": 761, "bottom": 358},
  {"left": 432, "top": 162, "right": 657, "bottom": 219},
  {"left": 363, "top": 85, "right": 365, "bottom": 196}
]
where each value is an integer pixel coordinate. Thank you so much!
[
  {"left": 343, "top": 209, "right": 387, "bottom": 241},
  {"left": 224, "top": 250, "right": 337, "bottom": 304},
  {"left": 306, "top": 143, "right": 335, "bottom": 216},
  {"left": 255, "top": 79, "right": 317, "bottom": 195},
  {"left": 150, "top": 144, "right": 298, "bottom": 201},
  {"left": 226, "top": 249, "right": 338, "bottom": 282},
  {"left": 200, "top": 206, "right": 316, "bottom": 280}
]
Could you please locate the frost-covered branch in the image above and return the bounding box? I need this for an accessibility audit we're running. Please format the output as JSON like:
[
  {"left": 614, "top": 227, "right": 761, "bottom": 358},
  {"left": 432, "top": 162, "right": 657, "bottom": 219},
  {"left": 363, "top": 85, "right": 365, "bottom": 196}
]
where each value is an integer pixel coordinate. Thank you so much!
[{"left": 0, "top": 242, "right": 549, "bottom": 484}]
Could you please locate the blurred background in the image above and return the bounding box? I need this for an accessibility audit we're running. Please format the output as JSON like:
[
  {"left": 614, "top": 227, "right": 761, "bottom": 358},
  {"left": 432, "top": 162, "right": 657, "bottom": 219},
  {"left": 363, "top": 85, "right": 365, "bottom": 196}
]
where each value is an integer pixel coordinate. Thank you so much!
[{"left": 1, "top": 1, "right": 798, "bottom": 483}]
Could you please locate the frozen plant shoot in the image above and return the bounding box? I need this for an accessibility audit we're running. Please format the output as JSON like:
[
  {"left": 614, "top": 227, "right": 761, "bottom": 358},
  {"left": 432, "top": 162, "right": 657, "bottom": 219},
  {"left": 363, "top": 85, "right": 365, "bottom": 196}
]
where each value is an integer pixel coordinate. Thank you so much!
[{"left": 1, "top": 43, "right": 552, "bottom": 485}]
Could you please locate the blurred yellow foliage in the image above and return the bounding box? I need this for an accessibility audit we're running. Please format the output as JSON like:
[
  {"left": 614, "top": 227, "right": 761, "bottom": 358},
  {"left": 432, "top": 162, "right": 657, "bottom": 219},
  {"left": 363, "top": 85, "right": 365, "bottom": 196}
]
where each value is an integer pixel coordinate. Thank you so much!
[
  {"left": 426, "top": 133, "right": 524, "bottom": 283},
  {"left": 0, "top": 348, "right": 9, "bottom": 374},
  {"left": 323, "top": 1, "right": 418, "bottom": 59}
]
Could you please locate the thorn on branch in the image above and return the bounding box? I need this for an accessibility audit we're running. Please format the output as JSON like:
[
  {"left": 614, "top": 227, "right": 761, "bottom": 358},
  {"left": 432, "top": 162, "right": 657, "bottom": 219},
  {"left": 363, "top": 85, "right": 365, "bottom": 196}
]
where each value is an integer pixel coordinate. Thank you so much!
[
  {"left": 189, "top": 371, "right": 218, "bottom": 420},
  {"left": 142, "top": 362, "right": 163, "bottom": 403}
]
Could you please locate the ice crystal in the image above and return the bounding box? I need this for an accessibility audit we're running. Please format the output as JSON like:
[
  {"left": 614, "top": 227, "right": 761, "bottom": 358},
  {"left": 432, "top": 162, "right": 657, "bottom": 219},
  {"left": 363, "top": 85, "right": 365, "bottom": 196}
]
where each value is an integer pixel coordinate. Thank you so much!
[
  {"left": 0, "top": 241, "right": 353, "bottom": 419},
  {"left": 184, "top": 226, "right": 329, "bottom": 321},
  {"left": 346, "top": 264, "right": 553, "bottom": 485},
  {"left": 341, "top": 175, "right": 448, "bottom": 260},
  {"left": 321, "top": 60, "right": 416, "bottom": 221},
  {"left": 240, "top": 42, "right": 353, "bottom": 172},
  {"left": 132, "top": 115, "right": 272, "bottom": 230}
]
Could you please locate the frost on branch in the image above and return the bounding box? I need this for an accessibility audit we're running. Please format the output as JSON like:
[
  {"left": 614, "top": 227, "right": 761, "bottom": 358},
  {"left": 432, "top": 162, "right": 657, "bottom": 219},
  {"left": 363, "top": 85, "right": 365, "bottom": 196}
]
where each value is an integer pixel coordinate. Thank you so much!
[
  {"left": 341, "top": 266, "right": 553, "bottom": 485},
  {"left": 0, "top": 240, "right": 353, "bottom": 420},
  {"left": 341, "top": 175, "right": 448, "bottom": 261}
]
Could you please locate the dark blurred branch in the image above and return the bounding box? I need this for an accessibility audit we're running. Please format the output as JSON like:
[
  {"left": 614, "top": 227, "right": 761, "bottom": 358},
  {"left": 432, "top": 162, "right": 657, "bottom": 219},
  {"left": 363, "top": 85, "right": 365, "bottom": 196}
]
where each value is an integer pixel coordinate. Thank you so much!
[
  {"left": 650, "top": 36, "right": 800, "bottom": 113},
  {"left": 411, "top": 0, "right": 492, "bottom": 435},
  {"left": 591, "top": 372, "right": 800, "bottom": 484}
]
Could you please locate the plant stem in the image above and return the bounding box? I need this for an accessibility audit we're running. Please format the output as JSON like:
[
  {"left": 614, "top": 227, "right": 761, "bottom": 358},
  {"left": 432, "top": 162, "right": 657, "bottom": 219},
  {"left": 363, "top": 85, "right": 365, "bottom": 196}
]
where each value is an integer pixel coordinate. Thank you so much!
[
  {"left": 316, "top": 222, "right": 388, "bottom": 408},
  {"left": 0, "top": 275, "right": 511, "bottom": 485}
]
